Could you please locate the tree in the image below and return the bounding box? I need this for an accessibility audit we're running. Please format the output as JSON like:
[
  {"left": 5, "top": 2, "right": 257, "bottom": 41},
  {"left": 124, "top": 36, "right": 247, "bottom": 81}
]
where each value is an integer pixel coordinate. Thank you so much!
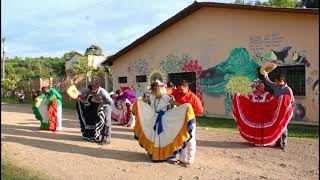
[
  {"left": 3, "top": 56, "right": 66, "bottom": 81},
  {"left": 91, "top": 67, "right": 106, "bottom": 83},
  {"left": 253, "top": 0, "right": 302, "bottom": 7},
  {"left": 85, "top": 44, "right": 104, "bottom": 56},
  {"left": 1, "top": 74, "right": 20, "bottom": 97},
  {"left": 234, "top": 0, "right": 245, "bottom": 4},
  {"left": 234, "top": 0, "right": 257, "bottom": 5},
  {"left": 254, "top": 0, "right": 262, "bottom": 5},
  {"left": 301, "top": 0, "right": 319, "bottom": 7},
  {"left": 71, "top": 56, "right": 94, "bottom": 77}
]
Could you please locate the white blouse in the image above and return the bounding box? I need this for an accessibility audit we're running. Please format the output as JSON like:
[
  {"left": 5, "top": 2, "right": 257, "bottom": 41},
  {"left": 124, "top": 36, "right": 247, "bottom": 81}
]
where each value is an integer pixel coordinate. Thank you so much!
[{"left": 149, "top": 94, "right": 172, "bottom": 112}]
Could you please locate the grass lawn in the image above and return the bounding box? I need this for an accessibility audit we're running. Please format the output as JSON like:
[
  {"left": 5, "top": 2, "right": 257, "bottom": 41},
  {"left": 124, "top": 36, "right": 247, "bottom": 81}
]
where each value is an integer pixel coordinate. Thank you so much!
[
  {"left": 197, "top": 116, "right": 319, "bottom": 139},
  {"left": 1, "top": 97, "right": 29, "bottom": 104},
  {"left": 62, "top": 101, "right": 76, "bottom": 110},
  {"left": 2, "top": 97, "right": 319, "bottom": 139},
  {"left": 1, "top": 153, "right": 54, "bottom": 180},
  {"left": 1, "top": 97, "right": 76, "bottom": 111}
]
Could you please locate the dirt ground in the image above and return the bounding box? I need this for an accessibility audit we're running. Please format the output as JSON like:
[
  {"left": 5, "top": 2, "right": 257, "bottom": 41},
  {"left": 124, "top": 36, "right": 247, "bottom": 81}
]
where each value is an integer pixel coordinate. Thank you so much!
[{"left": 1, "top": 104, "right": 319, "bottom": 180}]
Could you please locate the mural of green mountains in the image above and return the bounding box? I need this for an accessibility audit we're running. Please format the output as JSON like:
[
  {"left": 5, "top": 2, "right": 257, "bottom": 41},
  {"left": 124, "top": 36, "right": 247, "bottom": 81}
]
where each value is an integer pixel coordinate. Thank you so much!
[{"left": 200, "top": 48, "right": 260, "bottom": 95}]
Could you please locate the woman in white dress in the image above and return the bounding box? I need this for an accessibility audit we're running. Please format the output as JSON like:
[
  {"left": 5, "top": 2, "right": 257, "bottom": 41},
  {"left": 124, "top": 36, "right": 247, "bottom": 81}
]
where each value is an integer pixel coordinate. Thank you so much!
[{"left": 133, "top": 80, "right": 196, "bottom": 162}]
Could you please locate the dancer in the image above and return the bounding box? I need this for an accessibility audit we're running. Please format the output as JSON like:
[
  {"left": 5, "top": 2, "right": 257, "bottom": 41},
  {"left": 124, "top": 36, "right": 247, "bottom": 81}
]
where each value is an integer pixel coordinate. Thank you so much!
[
  {"left": 109, "top": 92, "right": 118, "bottom": 101},
  {"left": 249, "top": 79, "right": 273, "bottom": 103},
  {"left": 133, "top": 80, "right": 196, "bottom": 162},
  {"left": 42, "top": 86, "right": 63, "bottom": 131},
  {"left": 112, "top": 88, "right": 136, "bottom": 127},
  {"left": 32, "top": 91, "right": 50, "bottom": 130},
  {"left": 86, "top": 82, "right": 113, "bottom": 145},
  {"left": 232, "top": 63, "right": 294, "bottom": 149},
  {"left": 32, "top": 86, "right": 63, "bottom": 132},
  {"left": 76, "top": 91, "right": 100, "bottom": 141},
  {"left": 262, "top": 72, "right": 294, "bottom": 149},
  {"left": 170, "top": 80, "right": 203, "bottom": 167}
]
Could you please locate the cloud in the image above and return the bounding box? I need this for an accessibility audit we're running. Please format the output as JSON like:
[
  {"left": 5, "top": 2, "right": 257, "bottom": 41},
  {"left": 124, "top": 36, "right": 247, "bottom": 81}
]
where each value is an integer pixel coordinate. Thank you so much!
[{"left": 3, "top": 0, "right": 234, "bottom": 58}]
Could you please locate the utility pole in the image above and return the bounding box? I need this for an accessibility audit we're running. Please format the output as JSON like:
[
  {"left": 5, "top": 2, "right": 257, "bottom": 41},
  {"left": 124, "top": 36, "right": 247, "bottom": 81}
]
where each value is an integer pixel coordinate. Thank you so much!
[{"left": 1, "top": 37, "right": 6, "bottom": 80}]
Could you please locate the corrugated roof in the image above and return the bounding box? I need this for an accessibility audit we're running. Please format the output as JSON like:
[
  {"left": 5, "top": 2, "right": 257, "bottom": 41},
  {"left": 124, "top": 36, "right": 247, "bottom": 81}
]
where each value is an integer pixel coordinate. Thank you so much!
[{"left": 102, "top": 1, "right": 319, "bottom": 65}]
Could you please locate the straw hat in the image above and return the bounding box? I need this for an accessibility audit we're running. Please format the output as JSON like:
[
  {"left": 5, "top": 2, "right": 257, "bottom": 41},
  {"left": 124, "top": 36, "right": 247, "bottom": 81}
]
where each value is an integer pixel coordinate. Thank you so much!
[
  {"left": 260, "top": 63, "right": 277, "bottom": 75},
  {"left": 34, "top": 98, "right": 42, "bottom": 108},
  {"left": 67, "top": 85, "right": 79, "bottom": 99}
]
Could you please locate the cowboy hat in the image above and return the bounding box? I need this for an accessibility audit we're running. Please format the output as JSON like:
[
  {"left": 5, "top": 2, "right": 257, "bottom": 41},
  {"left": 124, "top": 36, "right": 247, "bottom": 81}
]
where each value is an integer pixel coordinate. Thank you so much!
[
  {"left": 260, "top": 63, "right": 277, "bottom": 75},
  {"left": 67, "top": 85, "right": 79, "bottom": 99}
]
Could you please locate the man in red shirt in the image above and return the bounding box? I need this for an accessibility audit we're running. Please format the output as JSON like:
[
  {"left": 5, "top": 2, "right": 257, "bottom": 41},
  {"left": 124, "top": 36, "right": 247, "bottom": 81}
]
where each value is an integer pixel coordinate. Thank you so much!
[
  {"left": 170, "top": 80, "right": 203, "bottom": 167},
  {"left": 171, "top": 81, "right": 203, "bottom": 116}
]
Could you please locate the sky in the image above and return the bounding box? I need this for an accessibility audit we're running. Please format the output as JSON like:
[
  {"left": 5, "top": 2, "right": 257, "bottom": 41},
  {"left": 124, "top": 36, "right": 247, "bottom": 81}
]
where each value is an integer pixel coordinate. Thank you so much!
[{"left": 2, "top": 0, "right": 240, "bottom": 58}]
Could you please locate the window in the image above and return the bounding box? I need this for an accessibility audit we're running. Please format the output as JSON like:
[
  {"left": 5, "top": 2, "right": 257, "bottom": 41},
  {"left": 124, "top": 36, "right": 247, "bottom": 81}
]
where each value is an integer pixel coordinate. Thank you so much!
[
  {"left": 168, "top": 72, "right": 197, "bottom": 94},
  {"left": 136, "top": 75, "right": 147, "bottom": 83},
  {"left": 118, "top": 76, "right": 127, "bottom": 84},
  {"left": 258, "top": 65, "right": 306, "bottom": 96}
]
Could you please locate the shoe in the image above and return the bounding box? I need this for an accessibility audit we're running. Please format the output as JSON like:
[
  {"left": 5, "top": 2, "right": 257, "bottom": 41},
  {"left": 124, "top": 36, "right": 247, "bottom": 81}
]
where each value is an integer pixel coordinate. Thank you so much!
[
  {"left": 97, "top": 141, "right": 105, "bottom": 145},
  {"left": 56, "top": 128, "right": 63, "bottom": 132},
  {"left": 167, "top": 158, "right": 180, "bottom": 165},
  {"left": 179, "top": 161, "right": 193, "bottom": 168},
  {"left": 281, "top": 144, "right": 287, "bottom": 151},
  {"left": 97, "top": 140, "right": 111, "bottom": 145}
]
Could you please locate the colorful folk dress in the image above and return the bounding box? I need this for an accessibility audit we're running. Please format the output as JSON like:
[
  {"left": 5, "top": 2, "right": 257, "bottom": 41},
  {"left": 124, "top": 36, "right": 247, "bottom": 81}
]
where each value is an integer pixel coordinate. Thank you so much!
[
  {"left": 32, "top": 92, "right": 61, "bottom": 131},
  {"left": 232, "top": 93, "right": 293, "bottom": 146},
  {"left": 248, "top": 90, "right": 272, "bottom": 103},
  {"left": 76, "top": 94, "right": 100, "bottom": 141},
  {"left": 133, "top": 95, "right": 196, "bottom": 162},
  {"left": 112, "top": 90, "right": 136, "bottom": 126}
]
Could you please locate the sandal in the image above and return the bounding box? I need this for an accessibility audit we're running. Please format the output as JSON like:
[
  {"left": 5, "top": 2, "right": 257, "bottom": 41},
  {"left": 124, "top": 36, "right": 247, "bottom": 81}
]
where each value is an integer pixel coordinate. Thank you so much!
[
  {"left": 167, "top": 159, "right": 180, "bottom": 165},
  {"left": 179, "top": 161, "right": 193, "bottom": 168}
]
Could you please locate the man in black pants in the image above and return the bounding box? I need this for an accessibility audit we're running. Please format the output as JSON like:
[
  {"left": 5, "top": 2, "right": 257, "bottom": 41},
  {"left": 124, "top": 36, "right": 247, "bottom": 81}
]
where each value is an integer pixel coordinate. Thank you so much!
[{"left": 80, "top": 82, "right": 113, "bottom": 145}]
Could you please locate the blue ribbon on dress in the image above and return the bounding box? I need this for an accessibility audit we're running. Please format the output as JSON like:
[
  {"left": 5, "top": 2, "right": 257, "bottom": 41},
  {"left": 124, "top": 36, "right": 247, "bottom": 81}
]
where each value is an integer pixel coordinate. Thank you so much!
[{"left": 153, "top": 110, "right": 165, "bottom": 135}]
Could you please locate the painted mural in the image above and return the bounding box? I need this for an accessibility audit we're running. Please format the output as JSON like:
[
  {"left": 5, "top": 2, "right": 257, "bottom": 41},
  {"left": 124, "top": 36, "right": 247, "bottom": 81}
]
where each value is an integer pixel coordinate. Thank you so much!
[
  {"left": 160, "top": 54, "right": 204, "bottom": 102},
  {"left": 312, "top": 80, "right": 319, "bottom": 105},
  {"left": 225, "top": 76, "right": 252, "bottom": 96},
  {"left": 127, "top": 59, "right": 150, "bottom": 97},
  {"left": 159, "top": 54, "right": 190, "bottom": 74},
  {"left": 147, "top": 68, "right": 167, "bottom": 89},
  {"left": 199, "top": 48, "right": 259, "bottom": 115},
  {"left": 200, "top": 48, "right": 259, "bottom": 95},
  {"left": 181, "top": 60, "right": 204, "bottom": 102},
  {"left": 128, "top": 59, "right": 149, "bottom": 74},
  {"left": 198, "top": 45, "right": 314, "bottom": 116},
  {"left": 255, "top": 46, "right": 311, "bottom": 67},
  {"left": 257, "top": 46, "right": 292, "bottom": 63},
  {"left": 224, "top": 76, "right": 252, "bottom": 115},
  {"left": 122, "top": 42, "right": 316, "bottom": 120},
  {"left": 292, "top": 104, "right": 307, "bottom": 121},
  {"left": 249, "top": 33, "right": 284, "bottom": 55},
  {"left": 306, "top": 70, "right": 319, "bottom": 106}
]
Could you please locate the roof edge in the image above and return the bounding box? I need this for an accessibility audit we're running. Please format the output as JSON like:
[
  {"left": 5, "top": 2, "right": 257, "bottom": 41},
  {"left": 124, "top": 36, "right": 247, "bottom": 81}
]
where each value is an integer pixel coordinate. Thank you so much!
[{"left": 102, "top": 1, "right": 319, "bottom": 65}]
